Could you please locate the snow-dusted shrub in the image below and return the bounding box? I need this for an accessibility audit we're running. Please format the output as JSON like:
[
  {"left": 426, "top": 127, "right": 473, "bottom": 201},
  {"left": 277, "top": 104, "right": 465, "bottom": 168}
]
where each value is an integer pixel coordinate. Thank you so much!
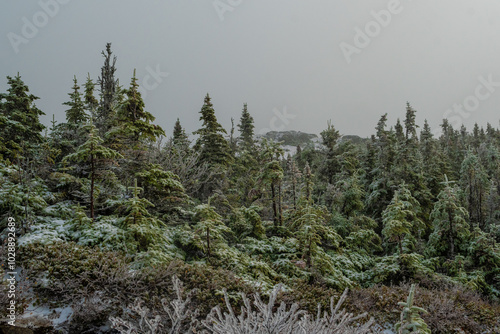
[
  {"left": 203, "top": 284, "right": 375, "bottom": 334},
  {"left": 110, "top": 275, "right": 198, "bottom": 334},
  {"left": 111, "top": 277, "right": 376, "bottom": 334}
]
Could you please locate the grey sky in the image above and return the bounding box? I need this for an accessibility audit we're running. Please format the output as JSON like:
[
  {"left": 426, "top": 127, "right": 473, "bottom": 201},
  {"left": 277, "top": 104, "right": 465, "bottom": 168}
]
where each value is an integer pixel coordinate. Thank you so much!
[{"left": 2, "top": 0, "right": 500, "bottom": 137}]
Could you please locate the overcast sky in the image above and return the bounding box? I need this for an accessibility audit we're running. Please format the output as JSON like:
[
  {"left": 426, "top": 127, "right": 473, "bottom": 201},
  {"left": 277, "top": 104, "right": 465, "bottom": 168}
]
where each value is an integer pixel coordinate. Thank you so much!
[{"left": 2, "top": 0, "right": 500, "bottom": 137}]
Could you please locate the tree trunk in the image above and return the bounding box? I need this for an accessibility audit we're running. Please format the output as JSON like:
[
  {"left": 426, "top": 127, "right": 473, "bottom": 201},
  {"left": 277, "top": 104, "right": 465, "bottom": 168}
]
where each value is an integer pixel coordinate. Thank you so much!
[
  {"left": 398, "top": 236, "right": 404, "bottom": 255},
  {"left": 90, "top": 153, "right": 95, "bottom": 222},
  {"left": 206, "top": 226, "right": 211, "bottom": 261},
  {"left": 447, "top": 208, "right": 454, "bottom": 259},
  {"left": 271, "top": 182, "right": 278, "bottom": 227},
  {"left": 278, "top": 180, "right": 283, "bottom": 226},
  {"left": 292, "top": 181, "right": 297, "bottom": 211}
]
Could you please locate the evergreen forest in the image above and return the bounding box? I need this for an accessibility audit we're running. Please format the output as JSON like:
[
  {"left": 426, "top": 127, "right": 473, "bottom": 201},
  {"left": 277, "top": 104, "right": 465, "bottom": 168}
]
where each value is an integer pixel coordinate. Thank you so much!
[{"left": 1, "top": 44, "right": 499, "bottom": 333}]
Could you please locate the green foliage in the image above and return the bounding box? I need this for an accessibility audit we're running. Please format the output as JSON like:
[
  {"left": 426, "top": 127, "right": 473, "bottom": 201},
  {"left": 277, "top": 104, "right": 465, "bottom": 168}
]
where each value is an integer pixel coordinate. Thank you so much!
[
  {"left": 0, "top": 74, "right": 45, "bottom": 161},
  {"left": 382, "top": 184, "right": 424, "bottom": 255},
  {"left": 119, "top": 179, "right": 166, "bottom": 253},
  {"left": 107, "top": 69, "right": 165, "bottom": 151},
  {"left": 427, "top": 176, "right": 470, "bottom": 259},
  {"left": 237, "top": 103, "right": 255, "bottom": 151},
  {"left": 395, "top": 284, "right": 430, "bottom": 334},
  {"left": 193, "top": 94, "right": 233, "bottom": 167}
]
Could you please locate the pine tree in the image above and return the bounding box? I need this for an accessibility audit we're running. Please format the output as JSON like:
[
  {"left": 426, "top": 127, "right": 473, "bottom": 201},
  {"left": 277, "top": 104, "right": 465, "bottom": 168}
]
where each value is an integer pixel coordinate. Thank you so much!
[
  {"left": 63, "top": 120, "right": 123, "bottom": 221},
  {"left": 287, "top": 158, "right": 301, "bottom": 210},
  {"left": 237, "top": 103, "right": 255, "bottom": 151},
  {"left": 96, "top": 43, "right": 119, "bottom": 134},
  {"left": 320, "top": 120, "right": 340, "bottom": 151},
  {"left": 109, "top": 69, "right": 165, "bottom": 151},
  {"left": 0, "top": 74, "right": 45, "bottom": 161},
  {"left": 193, "top": 94, "right": 233, "bottom": 167},
  {"left": 84, "top": 73, "right": 99, "bottom": 119},
  {"left": 382, "top": 184, "right": 424, "bottom": 255},
  {"left": 136, "top": 163, "right": 188, "bottom": 213},
  {"left": 64, "top": 76, "right": 88, "bottom": 125},
  {"left": 460, "top": 150, "right": 488, "bottom": 229},
  {"left": 404, "top": 102, "right": 418, "bottom": 141},
  {"left": 172, "top": 118, "right": 189, "bottom": 148},
  {"left": 51, "top": 76, "right": 89, "bottom": 158},
  {"left": 257, "top": 139, "right": 285, "bottom": 226},
  {"left": 193, "top": 202, "right": 231, "bottom": 262},
  {"left": 290, "top": 205, "right": 339, "bottom": 269},
  {"left": 395, "top": 284, "right": 430, "bottom": 334},
  {"left": 428, "top": 175, "right": 470, "bottom": 259},
  {"left": 303, "top": 162, "right": 313, "bottom": 205},
  {"left": 121, "top": 179, "right": 166, "bottom": 252}
]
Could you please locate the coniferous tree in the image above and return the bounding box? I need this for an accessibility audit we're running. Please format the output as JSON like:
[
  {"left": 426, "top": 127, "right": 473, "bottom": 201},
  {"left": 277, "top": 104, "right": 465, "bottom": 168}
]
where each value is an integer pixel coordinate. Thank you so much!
[
  {"left": 84, "top": 73, "right": 99, "bottom": 118},
  {"left": 96, "top": 43, "right": 119, "bottom": 135},
  {"left": 109, "top": 69, "right": 165, "bottom": 151},
  {"left": 172, "top": 118, "right": 189, "bottom": 148},
  {"left": 428, "top": 176, "right": 470, "bottom": 259},
  {"left": 121, "top": 179, "right": 166, "bottom": 252},
  {"left": 51, "top": 76, "right": 89, "bottom": 159},
  {"left": 257, "top": 139, "right": 284, "bottom": 226},
  {"left": 237, "top": 103, "right": 255, "bottom": 151},
  {"left": 395, "top": 284, "right": 430, "bottom": 334},
  {"left": 63, "top": 120, "right": 123, "bottom": 221},
  {"left": 460, "top": 150, "right": 488, "bottom": 229},
  {"left": 0, "top": 74, "right": 45, "bottom": 161},
  {"left": 193, "top": 94, "right": 233, "bottom": 167},
  {"left": 382, "top": 184, "right": 424, "bottom": 255},
  {"left": 192, "top": 202, "right": 231, "bottom": 263}
]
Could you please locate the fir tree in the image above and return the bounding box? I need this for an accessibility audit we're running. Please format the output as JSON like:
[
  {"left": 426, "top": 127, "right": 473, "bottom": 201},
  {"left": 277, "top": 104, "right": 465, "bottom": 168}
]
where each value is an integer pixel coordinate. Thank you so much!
[
  {"left": 172, "top": 118, "right": 189, "bottom": 148},
  {"left": 63, "top": 120, "right": 123, "bottom": 221},
  {"left": 84, "top": 73, "right": 99, "bottom": 118},
  {"left": 121, "top": 179, "right": 166, "bottom": 252},
  {"left": 96, "top": 43, "right": 119, "bottom": 134},
  {"left": 237, "top": 103, "right": 255, "bottom": 151},
  {"left": 460, "top": 150, "right": 488, "bottom": 229},
  {"left": 193, "top": 94, "right": 233, "bottom": 167},
  {"left": 382, "top": 184, "right": 424, "bottom": 255},
  {"left": 64, "top": 76, "right": 87, "bottom": 125},
  {"left": 0, "top": 74, "right": 45, "bottom": 161},
  {"left": 404, "top": 102, "right": 418, "bottom": 141},
  {"left": 428, "top": 175, "right": 470, "bottom": 259},
  {"left": 109, "top": 69, "right": 165, "bottom": 151},
  {"left": 193, "top": 202, "right": 231, "bottom": 263},
  {"left": 395, "top": 284, "right": 430, "bottom": 334},
  {"left": 257, "top": 139, "right": 285, "bottom": 226}
]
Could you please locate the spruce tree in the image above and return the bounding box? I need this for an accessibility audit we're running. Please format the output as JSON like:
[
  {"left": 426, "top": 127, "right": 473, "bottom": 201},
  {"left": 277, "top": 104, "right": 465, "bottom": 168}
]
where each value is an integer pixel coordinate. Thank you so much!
[
  {"left": 395, "top": 284, "right": 430, "bottom": 334},
  {"left": 428, "top": 175, "right": 470, "bottom": 259},
  {"left": 96, "top": 43, "right": 119, "bottom": 134},
  {"left": 121, "top": 179, "right": 165, "bottom": 252},
  {"left": 257, "top": 139, "right": 285, "bottom": 226},
  {"left": 0, "top": 74, "right": 45, "bottom": 161},
  {"left": 109, "top": 69, "right": 165, "bottom": 151},
  {"left": 51, "top": 76, "right": 89, "bottom": 158},
  {"left": 64, "top": 76, "right": 87, "bottom": 125},
  {"left": 63, "top": 120, "right": 123, "bottom": 221},
  {"left": 460, "top": 150, "right": 488, "bottom": 229},
  {"left": 172, "top": 118, "right": 189, "bottom": 148},
  {"left": 382, "top": 184, "right": 424, "bottom": 255},
  {"left": 193, "top": 94, "right": 233, "bottom": 167},
  {"left": 193, "top": 202, "right": 231, "bottom": 263},
  {"left": 237, "top": 103, "right": 255, "bottom": 151},
  {"left": 84, "top": 73, "right": 99, "bottom": 118}
]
